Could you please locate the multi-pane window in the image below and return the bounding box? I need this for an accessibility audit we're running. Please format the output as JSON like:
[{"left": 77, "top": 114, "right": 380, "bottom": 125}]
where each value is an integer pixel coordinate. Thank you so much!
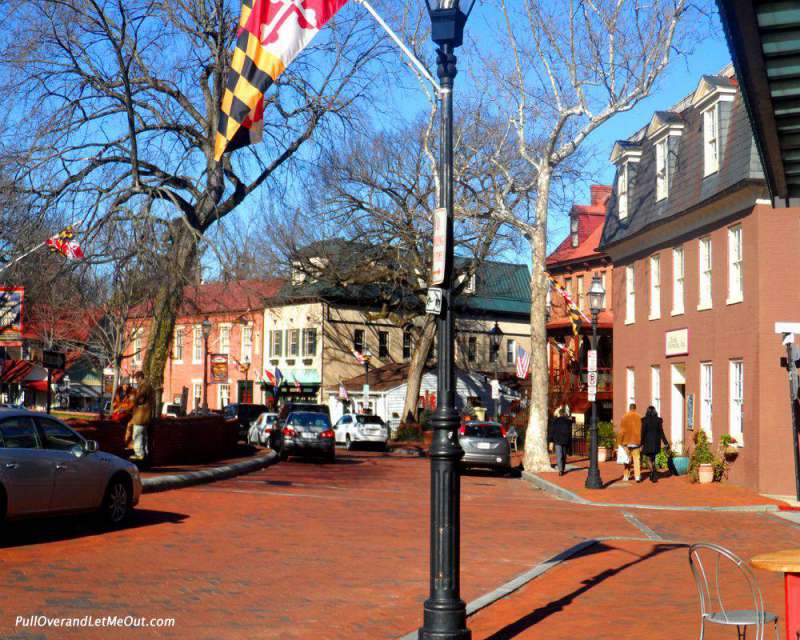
[
  {"left": 703, "top": 104, "right": 720, "bottom": 176},
  {"left": 649, "top": 255, "right": 660, "bottom": 319},
  {"left": 626, "top": 367, "right": 635, "bottom": 407},
  {"left": 219, "top": 383, "right": 230, "bottom": 408},
  {"left": 506, "top": 339, "right": 516, "bottom": 366},
  {"left": 729, "top": 359, "right": 744, "bottom": 444},
  {"left": 699, "top": 237, "right": 712, "bottom": 309},
  {"left": 564, "top": 277, "right": 573, "bottom": 302},
  {"left": 467, "top": 336, "right": 477, "bottom": 363},
  {"left": 219, "top": 325, "right": 230, "bottom": 355},
  {"left": 173, "top": 327, "right": 184, "bottom": 362},
  {"left": 656, "top": 139, "right": 668, "bottom": 200},
  {"left": 133, "top": 330, "right": 142, "bottom": 365},
  {"left": 193, "top": 326, "right": 203, "bottom": 363},
  {"left": 288, "top": 329, "right": 300, "bottom": 357},
  {"left": 672, "top": 247, "right": 684, "bottom": 315},
  {"left": 625, "top": 266, "right": 635, "bottom": 324},
  {"left": 700, "top": 362, "right": 713, "bottom": 437},
  {"left": 577, "top": 276, "right": 585, "bottom": 310},
  {"left": 618, "top": 164, "right": 628, "bottom": 219},
  {"left": 651, "top": 366, "right": 661, "bottom": 415},
  {"left": 270, "top": 330, "right": 283, "bottom": 357},
  {"left": 402, "top": 329, "right": 412, "bottom": 360},
  {"left": 192, "top": 382, "right": 202, "bottom": 409},
  {"left": 353, "top": 329, "right": 365, "bottom": 353},
  {"left": 303, "top": 328, "right": 317, "bottom": 357},
  {"left": 728, "top": 225, "right": 743, "bottom": 302},
  {"left": 378, "top": 331, "right": 389, "bottom": 359},
  {"left": 241, "top": 325, "right": 253, "bottom": 363}
]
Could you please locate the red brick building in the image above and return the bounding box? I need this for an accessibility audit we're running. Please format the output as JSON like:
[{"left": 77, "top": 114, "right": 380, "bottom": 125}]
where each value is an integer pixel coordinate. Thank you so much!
[
  {"left": 129, "top": 279, "right": 283, "bottom": 411},
  {"left": 546, "top": 185, "right": 614, "bottom": 427},
  {"left": 600, "top": 70, "right": 800, "bottom": 495}
]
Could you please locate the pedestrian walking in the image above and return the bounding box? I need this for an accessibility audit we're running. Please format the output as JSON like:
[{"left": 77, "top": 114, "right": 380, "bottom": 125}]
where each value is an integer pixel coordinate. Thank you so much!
[
  {"left": 618, "top": 403, "right": 643, "bottom": 482},
  {"left": 548, "top": 408, "right": 572, "bottom": 476},
  {"left": 641, "top": 405, "right": 669, "bottom": 483},
  {"left": 128, "top": 371, "right": 154, "bottom": 462}
]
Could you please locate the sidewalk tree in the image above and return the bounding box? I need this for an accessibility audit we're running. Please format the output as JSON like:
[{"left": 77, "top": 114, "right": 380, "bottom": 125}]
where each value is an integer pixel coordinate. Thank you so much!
[
  {"left": 479, "top": 0, "right": 695, "bottom": 471},
  {"left": 0, "top": 0, "right": 388, "bottom": 393}
]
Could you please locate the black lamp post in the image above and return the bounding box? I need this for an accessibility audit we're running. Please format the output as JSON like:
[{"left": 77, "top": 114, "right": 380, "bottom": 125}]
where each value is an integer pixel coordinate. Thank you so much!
[
  {"left": 363, "top": 348, "right": 372, "bottom": 413},
  {"left": 420, "top": 2, "right": 475, "bottom": 639},
  {"left": 201, "top": 317, "right": 212, "bottom": 410},
  {"left": 585, "top": 274, "right": 606, "bottom": 490},
  {"left": 489, "top": 321, "right": 504, "bottom": 417}
]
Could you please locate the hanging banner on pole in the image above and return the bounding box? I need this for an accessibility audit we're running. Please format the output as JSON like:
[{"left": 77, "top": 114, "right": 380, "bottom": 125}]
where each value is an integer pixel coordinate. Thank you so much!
[
  {"left": 0, "top": 287, "right": 24, "bottom": 342},
  {"left": 431, "top": 208, "right": 447, "bottom": 285},
  {"left": 210, "top": 354, "right": 229, "bottom": 383}
]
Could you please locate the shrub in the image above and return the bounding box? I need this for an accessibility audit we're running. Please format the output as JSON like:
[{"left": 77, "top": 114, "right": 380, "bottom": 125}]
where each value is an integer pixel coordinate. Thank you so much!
[
  {"left": 597, "top": 421, "right": 616, "bottom": 449},
  {"left": 689, "top": 430, "right": 727, "bottom": 482},
  {"left": 394, "top": 423, "right": 422, "bottom": 442},
  {"left": 655, "top": 447, "right": 670, "bottom": 471}
]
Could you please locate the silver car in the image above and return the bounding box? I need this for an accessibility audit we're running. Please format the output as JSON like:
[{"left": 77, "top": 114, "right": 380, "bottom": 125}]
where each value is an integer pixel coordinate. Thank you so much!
[
  {"left": 459, "top": 421, "right": 512, "bottom": 472},
  {"left": 0, "top": 408, "right": 141, "bottom": 525}
]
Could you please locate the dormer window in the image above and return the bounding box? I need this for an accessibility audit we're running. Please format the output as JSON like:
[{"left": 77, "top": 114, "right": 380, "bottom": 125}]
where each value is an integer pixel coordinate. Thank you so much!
[
  {"left": 656, "top": 139, "right": 668, "bottom": 200},
  {"left": 610, "top": 142, "right": 641, "bottom": 221},
  {"left": 618, "top": 164, "right": 628, "bottom": 219},
  {"left": 691, "top": 75, "right": 736, "bottom": 178},
  {"left": 463, "top": 273, "right": 476, "bottom": 294},
  {"left": 646, "top": 111, "right": 683, "bottom": 202},
  {"left": 703, "top": 104, "right": 719, "bottom": 176}
]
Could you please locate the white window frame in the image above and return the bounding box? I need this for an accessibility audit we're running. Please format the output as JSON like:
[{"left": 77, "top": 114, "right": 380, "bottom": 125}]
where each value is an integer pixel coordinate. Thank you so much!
[
  {"left": 625, "top": 265, "right": 635, "bottom": 325},
  {"left": 303, "top": 328, "right": 317, "bottom": 357},
  {"left": 218, "top": 323, "right": 231, "bottom": 355},
  {"left": 577, "top": 276, "right": 585, "bottom": 310},
  {"left": 218, "top": 383, "right": 230, "bottom": 409},
  {"left": 506, "top": 339, "right": 516, "bottom": 366},
  {"left": 656, "top": 139, "right": 669, "bottom": 200},
  {"left": 192, "top": 381, "right": 203, "bottom": 410},
  {"left": 651, "top": 365, "right": 661, "bottom": 415},
  {"left": 192, "top": 325, "right": 203, "bottom": 364},
  {"left": 626, "top": 367, "right": 635, "bottom": 407},
  {"left": 727, "top": 224, "right": 743, "bottom": 304},
  {"left": 132, "top": 329, "right": 142, "bottom": 365},
  {"left": 729, "top": 359, "right": 744, "bottom": 445},
  {"left": 649, "top": 255, "right": 661, "bottom": 320},
  {"left": 703, "top": 104, "right": 720, "bottom": 176},
  {"left": 672, "top": 247, "right": 684, "bottom": 316},
  {"left": 288, "top": 328, "right": 300, "bottom": 358},
  {"left": 241, "top": 325, "right": 253, "bottom": 364},
  {"left": 700, "top": 362, "right": 713, "bottom": 438},
  {"left": 698, "top": 237, "right": 713, "bottom": 310},
  {"left": 173, "top": 326, "right": 184, "bottom": 363},
  {"left": 618, "top": 164, "right": 628, "bottom": 219}
]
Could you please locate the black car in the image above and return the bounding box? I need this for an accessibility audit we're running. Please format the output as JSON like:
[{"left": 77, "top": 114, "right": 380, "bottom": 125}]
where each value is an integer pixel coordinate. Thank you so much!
[
  {"left": 273, "top": 411, "right": 335, "bottom": 463},
  {"left": 223, "top": 403, "right": 269, "bottom": 441}
]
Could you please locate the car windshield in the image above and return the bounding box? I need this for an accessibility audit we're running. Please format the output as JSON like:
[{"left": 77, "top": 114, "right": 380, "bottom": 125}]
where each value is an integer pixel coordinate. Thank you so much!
[
  {"left": 265, "top": 415, "right": 276, "bottom": 424},
  {"left": 463, "top": 423, "right": 504, "bottom": 439},
  {"left": 288, "top": 412, "right": 331, "bottom": 430},
  {"left": 356, "top": 415, "right": 384, "bottom": 425}
]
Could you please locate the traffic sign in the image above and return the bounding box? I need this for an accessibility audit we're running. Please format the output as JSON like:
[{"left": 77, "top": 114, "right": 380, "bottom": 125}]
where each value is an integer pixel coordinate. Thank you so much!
[
  {"left": 588, "top": 392, "right": 596, "bottom": 402},
  {"left": 587, "top": 349, "right": 597, "bottom": 373},
  {"left": 42, "top": 350, "right": 65, "bottom": 370},
  {"left": 431, "top": 208, "right": 447, "bottom": 285},
  {"left": 426, "top": 287, "right": 443, "bottom": 315}
]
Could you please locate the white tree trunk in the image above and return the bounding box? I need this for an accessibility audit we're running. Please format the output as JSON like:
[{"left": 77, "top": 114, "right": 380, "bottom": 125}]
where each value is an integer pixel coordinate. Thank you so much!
[
  {"left": 523, "top": 168, "right": 554, "bottom": 472},
  {"left": 401, "top": 316, "right": 436, "bottom": 422}
]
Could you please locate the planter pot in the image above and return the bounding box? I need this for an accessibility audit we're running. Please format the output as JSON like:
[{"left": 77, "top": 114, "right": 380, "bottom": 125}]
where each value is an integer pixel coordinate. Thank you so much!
[
  {"left": 723, "top": 446, "right": 739, "bottom": 462},
  {"left": 597, "top": 446, "right": 609, "bottom": 463},
  {"left": 698, "top": 463, "right": 714, "bottom": 484},
  {"left": 671, "top": 456, "right": 690, "bottom": 476}
]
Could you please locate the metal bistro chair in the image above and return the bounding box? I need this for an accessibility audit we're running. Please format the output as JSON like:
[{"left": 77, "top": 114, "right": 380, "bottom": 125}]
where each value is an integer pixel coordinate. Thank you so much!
[{"left": 688, "top": 543, "right": 779, "bottom": 640}]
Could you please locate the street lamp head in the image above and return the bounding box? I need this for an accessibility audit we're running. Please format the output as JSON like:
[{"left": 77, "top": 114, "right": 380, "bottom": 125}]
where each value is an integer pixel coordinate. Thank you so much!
[
  {"left": 201, "top": 317, "right": 213, "bottom": 338},
  {"left": 427, "top": 0, "right": 476, "bottom": 48},
  {"left": 489, "top": 321, "right": 504, "bottom": 353},
  {"left": 589, "top": 274, "right": 606, "bottom": 315}
]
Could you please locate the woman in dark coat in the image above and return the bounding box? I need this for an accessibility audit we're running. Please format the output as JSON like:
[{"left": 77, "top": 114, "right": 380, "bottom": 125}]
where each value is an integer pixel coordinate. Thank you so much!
[{"left": 641, "top": 406, "right": 669, "bottom": 483}]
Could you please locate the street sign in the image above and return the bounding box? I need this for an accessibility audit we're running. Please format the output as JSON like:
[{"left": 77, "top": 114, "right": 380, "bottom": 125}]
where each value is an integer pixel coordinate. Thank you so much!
[
  {"left": 431, "top": 207, "right": 447, "bottom": 285},
  {"left": 426, "top": 287, "right": 443, "bottom": 315},
  {"left": 362, "top": 384, "right": 370, "bottom": 398},
  {"left": 587, "top": 371, "right": 598, "bottom": 390},
  {"left": 588, "top": 392, "right": 596, "bottom": 402},
  {"left": 491, "top": 379, "right": 500, "bottom": 400},
  {"left": 42, "top": 350, "right": 65, "bottom": 370},
  {"left": 587, "top": 349, "right": 597, "bottom": 373}
]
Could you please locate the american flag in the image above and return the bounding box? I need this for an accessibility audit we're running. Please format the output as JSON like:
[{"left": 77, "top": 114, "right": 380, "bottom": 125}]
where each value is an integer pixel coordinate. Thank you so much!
[
  {"left": 338, "top": 382, "right": 349, "bottom": 400},
  {"left": 516, "top": 346, "right": 530, "bottom": 379}
]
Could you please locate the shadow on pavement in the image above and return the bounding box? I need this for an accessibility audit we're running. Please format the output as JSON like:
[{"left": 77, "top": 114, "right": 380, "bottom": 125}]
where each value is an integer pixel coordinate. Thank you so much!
[
  {"left": 285, "top": 457, "right": 364, "bottom": 466},
  {"left": 0, "top": 508, "right": 189, "bottom": 548},
  {"left": 481, "top": 542, "right": 687, "bottom": 640}
]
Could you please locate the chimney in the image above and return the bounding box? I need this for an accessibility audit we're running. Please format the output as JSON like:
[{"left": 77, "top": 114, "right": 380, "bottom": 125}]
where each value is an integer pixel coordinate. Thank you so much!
[{"left": 590, "top": 185, "right": 612, "bottom": 206}]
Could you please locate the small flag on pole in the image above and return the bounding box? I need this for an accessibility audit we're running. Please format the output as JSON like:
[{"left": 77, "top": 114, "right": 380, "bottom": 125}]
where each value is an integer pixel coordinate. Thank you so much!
[
  {"left": 46, "top": 226, "right": 84, "bottom": 260},
  {"left": 292, "top": 374, "right": 301, "bottom": 392},
  {"left": 264, "top": 369, "right": 277, "bottom": 386},
  {"left": 352, "top": 349, "right": 367, "bottom": 365},
  {"left": 516, "top": 346, "right": 530, "bottom": 379},
  {"left": 338, "top": 382, "right": 349, "bottom": 401}
]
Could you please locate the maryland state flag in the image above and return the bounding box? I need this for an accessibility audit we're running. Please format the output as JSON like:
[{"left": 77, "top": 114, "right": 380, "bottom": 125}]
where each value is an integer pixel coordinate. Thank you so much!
[
  {"left": 215, "top": 0, "right": 349, "bottom": 160},
  {"left": 46, "top": 226, "right": 85, "bottom": 260}
]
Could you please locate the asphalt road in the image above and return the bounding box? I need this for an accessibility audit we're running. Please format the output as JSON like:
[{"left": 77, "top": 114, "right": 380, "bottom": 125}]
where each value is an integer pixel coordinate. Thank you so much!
[{"left": 1, "top": 448, "right": 796, "bottom": 639}]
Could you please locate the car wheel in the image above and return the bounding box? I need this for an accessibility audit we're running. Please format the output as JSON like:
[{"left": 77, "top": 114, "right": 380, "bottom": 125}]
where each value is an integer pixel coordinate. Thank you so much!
[
  {"left": 345, "top": 434, "right": 354, "bottom": 451},
  {"left": 102, "top": 477, "right": 132, "bottom": 526}
]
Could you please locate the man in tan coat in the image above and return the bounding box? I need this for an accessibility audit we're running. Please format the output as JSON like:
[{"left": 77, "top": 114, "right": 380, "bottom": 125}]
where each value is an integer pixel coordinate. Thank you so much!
[
  {"left": 128, "top": 371, "right": 154, "bottom": 461},
  {"left": 619, "top": 403, "right": 642, "bottom": 482}
]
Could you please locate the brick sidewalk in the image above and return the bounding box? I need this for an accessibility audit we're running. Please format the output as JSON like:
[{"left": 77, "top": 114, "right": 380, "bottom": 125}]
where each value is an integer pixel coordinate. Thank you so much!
[
  {"left": 539, "top": 456, "right": 786, "bottom": 508},
  {"left": 140, "top": 445, "right": 266, "bottom": 478}
]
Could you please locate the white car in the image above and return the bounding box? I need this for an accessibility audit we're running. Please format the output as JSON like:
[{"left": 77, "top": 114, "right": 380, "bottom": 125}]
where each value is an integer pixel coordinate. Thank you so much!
[
  {"left": 333, "top": 414, "right": 390, "bottom": 450},
  {"left": 248, "top": 412, "right": 278, "bottom": 446},
  {"left": 0, "top": 408, "right": 141, "bottom": 525}
]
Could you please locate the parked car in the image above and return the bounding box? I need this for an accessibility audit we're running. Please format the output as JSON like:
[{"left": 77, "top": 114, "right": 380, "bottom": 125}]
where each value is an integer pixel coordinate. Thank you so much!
[
  {"left": 458, "top": 421, "right": 511, "bottom": 473},
  {"left": 277, "top": 402, "right": 330, "bottom": 423},
  {"left": 273, "top": 412, "right": 335, "bottom": 463},
  {"left": 161, "top": 403, "right": 185, "bottom": 418},
  {"left": 333, "top": 414, "right": 389, "bottom": 450},
  {"left": 247, "top": 412, "right": 278, "bottom": 446},
  {"left": 0, "top": 408, "right": 141, "bottom": 525},
  {"left": 223, "top": 403, "right": 269, "bottom": 441}
]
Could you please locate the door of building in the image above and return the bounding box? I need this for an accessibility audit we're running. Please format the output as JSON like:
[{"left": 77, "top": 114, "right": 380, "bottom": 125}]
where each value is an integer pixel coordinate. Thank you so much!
[
  {"left": 237, "top": 380, "right": 253, "bottom": 404},
  {"left": 670, "top": 363, "right": 686, "bottom": 447}
]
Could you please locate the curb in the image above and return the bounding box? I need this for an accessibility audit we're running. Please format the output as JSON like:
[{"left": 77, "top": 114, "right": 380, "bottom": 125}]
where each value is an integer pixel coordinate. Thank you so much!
[
  {"left": 142, "top": 451, "right": 278, "bottom": 494},
  {"left": 522, "top": 470, "right": 780, "bottom": 513}
]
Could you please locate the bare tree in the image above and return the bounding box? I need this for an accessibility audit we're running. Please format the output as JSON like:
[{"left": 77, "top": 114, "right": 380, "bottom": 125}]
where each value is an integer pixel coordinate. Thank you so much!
[
  {"left": 474, "top": 0, "right": 696, "bottom": 471},
  {"left": 0, "top": 0, "right": 389, "bottom": 395}
]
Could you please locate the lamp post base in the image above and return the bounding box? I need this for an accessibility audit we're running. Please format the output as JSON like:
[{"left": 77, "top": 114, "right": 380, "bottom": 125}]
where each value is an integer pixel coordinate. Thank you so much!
[
  {"left": 418, "top": 604, "right": 471, "bottom": 640},
  {"left": 585, "top": 469, "right": 603, "bottom": 489}
]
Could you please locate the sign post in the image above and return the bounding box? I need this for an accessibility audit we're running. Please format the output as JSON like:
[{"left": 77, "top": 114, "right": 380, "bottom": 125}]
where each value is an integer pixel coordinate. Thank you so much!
[
  {"left": 431, "top": 207, "right": 447, "bottom": 286},
  {"left": 41, "top": 350, "right": 65, "bottom": 414}
]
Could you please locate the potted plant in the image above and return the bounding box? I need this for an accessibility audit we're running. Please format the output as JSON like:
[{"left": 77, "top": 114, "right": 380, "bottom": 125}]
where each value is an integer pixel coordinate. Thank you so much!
[
  {"left": 670, "top": 440, "right": 690, "bottom": 476},
  {"left": 720, "top": 434, "right": 739, "bottom": 461},
  {"left": 690, "top": 430, "right": 716, "bottom": 484},
  {"left": 597, "top": 421, "right": 616, "bottom": 462}
]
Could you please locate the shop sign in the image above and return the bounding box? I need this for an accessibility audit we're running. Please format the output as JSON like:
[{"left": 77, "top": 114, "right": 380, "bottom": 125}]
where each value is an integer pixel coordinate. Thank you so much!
[
  {"left": 665, "top": 328, "right": 689, "bottom": 357},
  {"left": 210, "top": 354, "right": 228, "bottom": 383},
  {"left": 0, "top": 287, "right": 24, "bottom": 341}
]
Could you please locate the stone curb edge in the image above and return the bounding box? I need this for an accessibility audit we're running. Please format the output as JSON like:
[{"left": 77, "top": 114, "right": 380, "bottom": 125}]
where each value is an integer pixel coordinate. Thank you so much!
[
  {"left": 141, "top": 451, "right": 278, "bottom": 494},
  {"left": 521, "top": 470, "right": 780, "bottom": 512}
]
